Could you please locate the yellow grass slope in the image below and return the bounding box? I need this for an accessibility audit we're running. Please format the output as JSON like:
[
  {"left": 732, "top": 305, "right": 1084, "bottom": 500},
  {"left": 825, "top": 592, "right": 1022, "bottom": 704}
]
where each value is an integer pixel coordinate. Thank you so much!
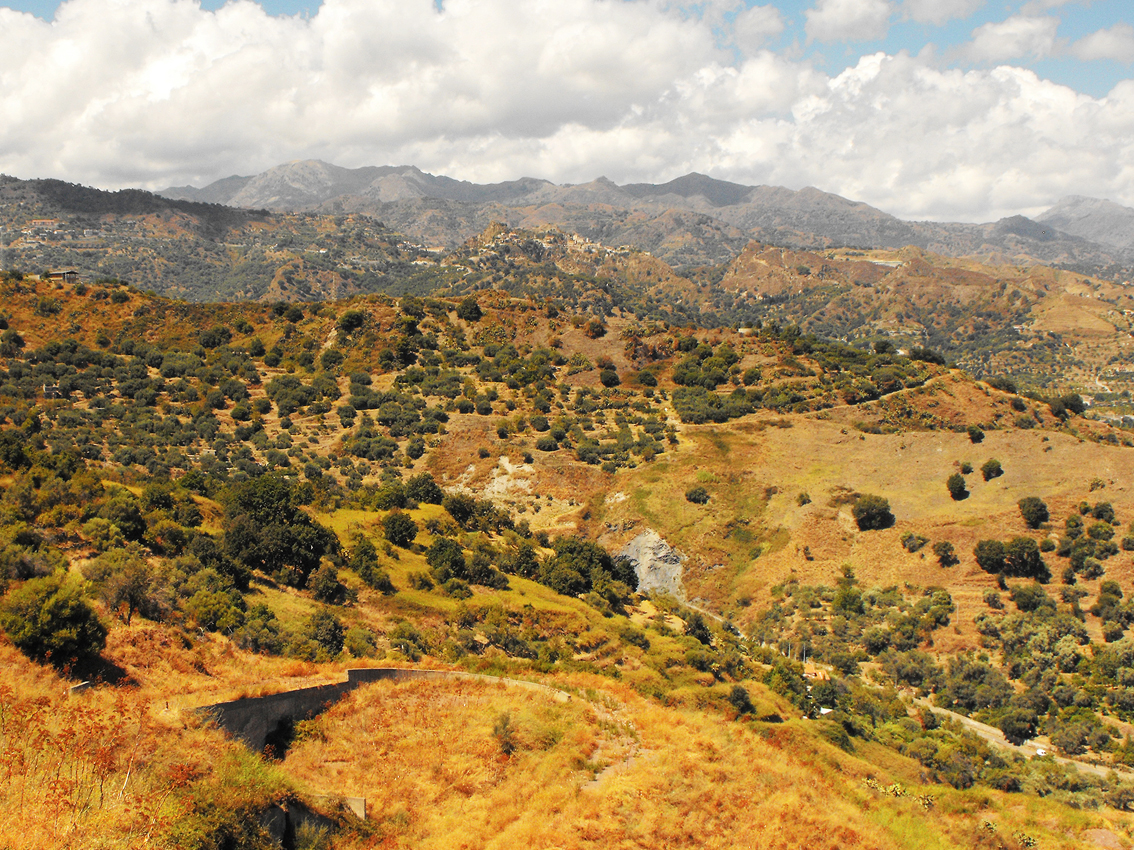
[
  {"left": 590, "top": 375, "right": 1134, "bottom": 644},
  {"left": 281, "top": 673, "right": 1121, "bottom": 850}
]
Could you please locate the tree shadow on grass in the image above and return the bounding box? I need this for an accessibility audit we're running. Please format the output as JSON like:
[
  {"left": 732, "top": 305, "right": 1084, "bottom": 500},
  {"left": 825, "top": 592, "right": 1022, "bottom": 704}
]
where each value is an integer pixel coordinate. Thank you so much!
[{"left": 66, "top": 653, "right": 133, "bottom": 687}]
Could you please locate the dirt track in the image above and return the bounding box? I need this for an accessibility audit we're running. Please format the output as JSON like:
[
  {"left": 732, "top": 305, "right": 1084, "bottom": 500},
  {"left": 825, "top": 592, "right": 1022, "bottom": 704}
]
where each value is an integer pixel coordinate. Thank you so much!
[{"left": 914, "top": 698, "right": 1134, "bottom": 780}]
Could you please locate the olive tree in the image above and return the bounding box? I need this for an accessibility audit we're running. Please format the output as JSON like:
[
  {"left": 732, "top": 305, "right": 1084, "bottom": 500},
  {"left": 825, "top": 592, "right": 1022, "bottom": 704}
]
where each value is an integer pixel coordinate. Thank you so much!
[{"left": 853, "top": 494, "right": 894, "bottom": 531}]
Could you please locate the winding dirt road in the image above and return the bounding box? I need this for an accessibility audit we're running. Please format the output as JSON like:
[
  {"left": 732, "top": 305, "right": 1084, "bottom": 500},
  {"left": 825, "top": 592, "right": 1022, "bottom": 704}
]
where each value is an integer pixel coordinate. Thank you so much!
[{"left": 914, "top": 699, "right": 1134, "bottom": 780}]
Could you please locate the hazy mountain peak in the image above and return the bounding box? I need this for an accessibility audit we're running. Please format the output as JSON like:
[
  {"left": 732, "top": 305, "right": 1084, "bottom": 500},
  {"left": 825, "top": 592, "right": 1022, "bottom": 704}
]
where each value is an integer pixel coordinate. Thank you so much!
[
  {"left": 1037, "top": 195, "right": 1134, "bottom": 252},
  {"left": 622, "top": 172, "right": 753, "bottom": 207}
]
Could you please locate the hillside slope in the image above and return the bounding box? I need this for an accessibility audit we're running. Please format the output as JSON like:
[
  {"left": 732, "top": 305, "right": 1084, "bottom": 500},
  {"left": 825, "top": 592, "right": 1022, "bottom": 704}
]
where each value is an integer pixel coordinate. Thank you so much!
[{"left": 3, "top": 275, "right": 1134, "bottom": 847}]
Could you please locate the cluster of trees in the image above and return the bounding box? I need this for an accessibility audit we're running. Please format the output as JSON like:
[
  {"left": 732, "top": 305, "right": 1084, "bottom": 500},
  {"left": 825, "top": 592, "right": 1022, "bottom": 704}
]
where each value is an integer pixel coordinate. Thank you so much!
[{"left": 750, "top": 569, "right": 955, "bottom": 680}]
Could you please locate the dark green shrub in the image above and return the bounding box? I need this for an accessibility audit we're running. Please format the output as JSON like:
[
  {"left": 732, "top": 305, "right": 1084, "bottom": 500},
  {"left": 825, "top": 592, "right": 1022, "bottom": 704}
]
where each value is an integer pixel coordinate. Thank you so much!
[
  {"left": 1088, "top": 522, "right": 1115, "bottom": 541},
  {"left": 441, "top": 578, "right": 472, "bottom": 599},
  {"left": 974, "top": 539, "right": 1006, "bottom": 573},
  {"left": 306, "top": 608, "right": 344, "bottom": 656},
  {"left": 337, "top": 309, "right": 366, "bottom": 333},
  {"left": 383, "top": 510, "right": 418, "bottom": 548},
  {"left": 981, "top": 459, "right": 1003, "bottom": 481},
  {"left": 599, "top": 368, "right": 620, "bottom": 387},
  {"left": 1093, "top": 502, "right": 1116, "bottom": 523},
  {"left": 0, "top": 574, "right": 107, "bottom": 666},
  {"left": 1003, "top": 537, "right": 1047, "bottom": 579},
  {"left": 685, "top": 486, "right": 710, "bottom": 505},
  {"left": 727, "top": 685, "right": 754, "bottom": 716},
  {"left": 902, "top": 533, "right": 928, "bottom": 552},
  {"left": 1018, "top": 497, "right": 1049, "bottom": 528},
  {"left": 456, "top": 297, "right": 482, "bottom": 322},
  {"left": 933, "top": 541, "right": 959, "bottom": 567},
  {"left": 1009, "top": 583, "right": 1053, "bottom": 612},
  {"left": 946, "top": 473, "right": 968, "bottom": 501},
  {"left": 997, "top": 709, "right": 1038, "bottom": 745},
  {"left": 405, "top": 473, "right": 443, "bottom": 504},
  {"left": 852, "top": 494, "right": 893, "bottom": 530},
  {"left": 310, "top": 563, "right": 343, "bottom": 604},
  {"left": 427, "top": 537, "right": 466, "bottom": 582}
]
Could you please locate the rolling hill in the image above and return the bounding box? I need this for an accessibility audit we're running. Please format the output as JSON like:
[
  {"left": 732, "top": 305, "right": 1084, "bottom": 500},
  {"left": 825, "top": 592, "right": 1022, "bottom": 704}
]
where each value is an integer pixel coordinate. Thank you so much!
[{"left": 4, "top": 273, "right": 1134, "bottom": 846}]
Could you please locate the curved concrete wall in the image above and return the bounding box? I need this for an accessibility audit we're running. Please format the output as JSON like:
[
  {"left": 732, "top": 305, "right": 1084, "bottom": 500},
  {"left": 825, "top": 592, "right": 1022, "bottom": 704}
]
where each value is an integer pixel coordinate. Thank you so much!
[{"left": 199, "top": 667, "right": 573, "bottom": 752}]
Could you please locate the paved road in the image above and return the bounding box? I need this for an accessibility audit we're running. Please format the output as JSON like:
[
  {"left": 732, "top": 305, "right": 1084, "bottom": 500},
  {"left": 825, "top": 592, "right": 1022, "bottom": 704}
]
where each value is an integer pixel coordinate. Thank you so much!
[{"left": 914, "top": 699, "right": 1133, "bottom": 780}]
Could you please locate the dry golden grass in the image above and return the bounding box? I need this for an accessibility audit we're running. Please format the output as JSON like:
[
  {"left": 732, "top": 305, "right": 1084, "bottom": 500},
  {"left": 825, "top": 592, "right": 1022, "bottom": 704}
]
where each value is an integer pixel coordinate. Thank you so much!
[
  {"left": 1, "top": 612, "right": 1127, "bottom": 850},
  {"left": 582, "top": 376, "right": 1134, "bottom": 643},
  {"left": 282, "top": 673, "right": 1123, "bottom": 850},
  {"left": 0, "top": 641, "right": 293, "bottom": 850}
]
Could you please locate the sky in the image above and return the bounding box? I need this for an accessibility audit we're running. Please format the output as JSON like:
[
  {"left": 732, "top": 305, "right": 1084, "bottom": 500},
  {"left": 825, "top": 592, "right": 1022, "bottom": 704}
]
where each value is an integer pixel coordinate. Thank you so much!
[{"left": 0, "top": 0, "right": 1132, "bottom": 222}]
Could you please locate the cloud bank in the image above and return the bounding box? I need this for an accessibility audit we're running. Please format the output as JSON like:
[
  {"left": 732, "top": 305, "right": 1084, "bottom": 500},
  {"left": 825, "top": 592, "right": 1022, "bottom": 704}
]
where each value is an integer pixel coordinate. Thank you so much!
[{"left": 0, "top": 0, "right": 1131, "bottom": 222}]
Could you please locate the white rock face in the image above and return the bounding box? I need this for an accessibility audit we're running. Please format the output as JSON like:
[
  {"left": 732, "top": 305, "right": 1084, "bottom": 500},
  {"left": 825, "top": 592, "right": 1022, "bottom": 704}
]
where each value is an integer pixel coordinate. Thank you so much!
[{"left": 620, "top": 530, "right": 685, "bottom": 599}]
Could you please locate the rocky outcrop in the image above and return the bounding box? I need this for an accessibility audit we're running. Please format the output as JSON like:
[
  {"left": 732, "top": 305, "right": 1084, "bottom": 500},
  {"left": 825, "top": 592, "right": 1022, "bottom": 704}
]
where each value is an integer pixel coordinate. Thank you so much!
[{"left": 620, "top": 530, "right": 685, "bottom": 599}]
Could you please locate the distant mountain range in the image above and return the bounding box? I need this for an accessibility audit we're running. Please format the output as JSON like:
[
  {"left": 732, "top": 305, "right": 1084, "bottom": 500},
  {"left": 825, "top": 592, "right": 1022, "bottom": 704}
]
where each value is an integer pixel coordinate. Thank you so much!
[
  {"left": 5, "top": 171, "right": 1134, "bottom": 395},
  {"left": 161, "top": 160, "right": 1134, "bottom": 272}
]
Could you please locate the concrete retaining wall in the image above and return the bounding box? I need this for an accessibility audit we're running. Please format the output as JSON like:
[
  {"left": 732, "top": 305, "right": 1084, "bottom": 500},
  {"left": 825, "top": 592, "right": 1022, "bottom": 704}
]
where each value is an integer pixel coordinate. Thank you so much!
[
  {"left": 198, "top": 668, "right": 573, "bottom": 753},
  {"left": 197, "top": 668, "right": 577, "bottom": 828},
  {"left": 201, "top": 681, "right": 355, "bottom": 751}
]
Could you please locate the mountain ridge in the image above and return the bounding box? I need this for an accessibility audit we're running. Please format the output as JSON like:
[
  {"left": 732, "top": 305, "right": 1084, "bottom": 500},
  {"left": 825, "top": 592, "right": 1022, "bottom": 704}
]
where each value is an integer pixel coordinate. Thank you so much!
[{"left": 160, "top": 160, "right": 1134, "bottom": 272}]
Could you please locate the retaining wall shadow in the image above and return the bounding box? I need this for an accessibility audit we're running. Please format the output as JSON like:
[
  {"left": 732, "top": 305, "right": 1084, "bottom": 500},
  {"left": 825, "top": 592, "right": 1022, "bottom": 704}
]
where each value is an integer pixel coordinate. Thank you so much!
[
  {"left": 197, "top": 668, "right": 577, "bottom": 833},
  {"left": 199, "top": 668, "right": 572, "bottom": 753}
]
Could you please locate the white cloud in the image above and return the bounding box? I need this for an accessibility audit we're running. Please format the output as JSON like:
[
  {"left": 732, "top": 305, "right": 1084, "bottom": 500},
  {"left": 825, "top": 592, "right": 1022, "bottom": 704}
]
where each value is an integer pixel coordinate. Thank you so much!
[
  {"left": 0, "top": 0, "right": 1132, "bottom": 223},
  {"left": 1020, "top": 0, "right": 1079, "bottom": 13},
  {"left": 902, "top": 0, "right": 983, "bottom": 27},
  {"left": 733, "top": 4, "right": 784, "bottom": 53},
  {"left": 1071, "top": 23, "right": 1134, "bottom": 63},
  {"left": 966, "top": 15, "right": 1059, "bottom": 62},
  {"left": 805, "top": 0, "right": 893, "bottom": 43}
]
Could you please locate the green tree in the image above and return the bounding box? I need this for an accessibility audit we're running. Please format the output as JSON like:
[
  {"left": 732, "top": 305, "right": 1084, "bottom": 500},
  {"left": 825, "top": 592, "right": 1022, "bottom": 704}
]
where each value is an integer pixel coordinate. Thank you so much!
[
  {"left": 442, "top": 492, "right": 476, "bottom": 527},
  {"left": 306, "top": 608, "right": 344, "bottom": 657},
  {"left": 683, "top": 611, "right": 713, "bottom": 645},
  {"left": 1018, "top": 497, "right": 1049, "bottom": 529},
  {"left": 383, "top": 510, "right": 418, "bottom": 548},
  {"left": 337, "top": 309, "right": 366, "bottom": 333},
  {"left": 997, "top": 709, "right": 1038, "bottom": 745},
  {"left": 974, "top": 539, "right": 1006, "bottom": 573},
  {"left": 0, "top": 574, "right": 107, "bottom": 666},
  {"left": 981, "top": 458, "right": 1003, "bottom": 481},
  {"left": 946, "top": 473, "right": 968, "bottom": 501},
  {"left": 1010, "top": 583, "right": 1053, "bottom": 613},
  {"left": 222, "top": 473, "right": 339, "bottom": 588},
  {"left": 456, "top": 297, "right": 482, "bottom": 322},
  {"left": 852, "top": 494, "right": 893, "bottom": 530},
  {"left": 833, "top": 584, "right": 864, "bottom": 615},
  {"left": 728, "top": 685, "right": 754, "bottom": 716},
  {"left": 427, "top": 537, "right": 467, "bottom": 582},
  {"left": 405, "top": 473, "right": 443, "bottom": 504},
  {"left": 310, "top": 563, "right": 343, "bottom": 604},
  {"left": 83, "top": 550, "right": 170, "bottom": 624},
  {"left": 933, "top": 541, "right": 959, "bottom": 567},
  {"left": 1004, "top": 537, "right": 1046, "bottom": 579}
]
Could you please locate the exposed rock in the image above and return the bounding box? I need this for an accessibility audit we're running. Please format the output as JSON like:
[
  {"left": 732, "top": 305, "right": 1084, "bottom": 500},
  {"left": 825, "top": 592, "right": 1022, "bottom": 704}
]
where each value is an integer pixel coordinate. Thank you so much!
[
  {"left": 1082, "top": 829, "right": 1125, "bottom": 850},
  {"left": 620, "top": 530, "right": 685, "bottom": 599}
]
